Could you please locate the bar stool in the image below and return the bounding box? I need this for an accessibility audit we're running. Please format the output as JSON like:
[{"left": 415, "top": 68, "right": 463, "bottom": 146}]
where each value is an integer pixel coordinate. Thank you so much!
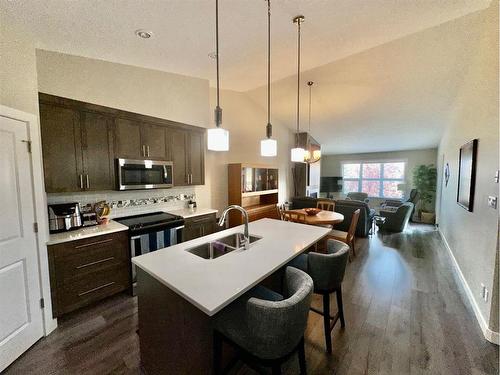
[
  {"left": 213, "top": 267, "right": 313, "bottom": 374},
  {"left": 289, "top": 239, "right": 349, "bottom": 353}
]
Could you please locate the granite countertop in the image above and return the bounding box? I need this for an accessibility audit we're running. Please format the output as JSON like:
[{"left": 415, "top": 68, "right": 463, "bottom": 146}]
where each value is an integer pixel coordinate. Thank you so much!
[
  {"left": 47, "top": 220, "right": 129, "bottom": 245},
  {"left": 165, "top": 207, "right": 218, "bottom": 219},
  {"left": 132, "top": 218, "right": 330, "bottom": 316}
]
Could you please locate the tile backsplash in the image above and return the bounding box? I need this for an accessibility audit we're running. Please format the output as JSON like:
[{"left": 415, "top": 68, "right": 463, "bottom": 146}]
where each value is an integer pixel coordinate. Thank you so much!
[{"left": 47, "top": 187, "right": 196, "bottom": 218}]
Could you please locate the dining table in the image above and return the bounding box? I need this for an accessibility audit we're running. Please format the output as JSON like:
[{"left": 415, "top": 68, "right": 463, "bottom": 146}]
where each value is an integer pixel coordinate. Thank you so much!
[{"left": 288, "top": 209, "right": 344, "bottom": 226}]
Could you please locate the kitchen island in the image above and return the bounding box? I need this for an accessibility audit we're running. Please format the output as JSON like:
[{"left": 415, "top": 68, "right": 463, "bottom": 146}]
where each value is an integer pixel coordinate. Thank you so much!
[{"left": 132, "top": 218, "right": 330, "bottom": 374}]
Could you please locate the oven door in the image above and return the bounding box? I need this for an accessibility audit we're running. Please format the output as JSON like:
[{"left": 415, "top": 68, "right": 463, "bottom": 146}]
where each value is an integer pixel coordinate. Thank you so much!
[{"left": 117, "top": 159, "right": 173, "bottom": 190}]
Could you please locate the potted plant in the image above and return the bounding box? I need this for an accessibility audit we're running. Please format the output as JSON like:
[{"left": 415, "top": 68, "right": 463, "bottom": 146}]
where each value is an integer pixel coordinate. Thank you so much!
[{"left": 412, "top": 164, "right": 437, "bottom": 223}]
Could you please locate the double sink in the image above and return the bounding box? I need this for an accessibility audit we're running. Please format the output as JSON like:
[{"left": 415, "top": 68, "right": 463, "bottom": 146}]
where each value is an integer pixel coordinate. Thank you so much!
[{"left": 186, "top": 232, "right": 262, "bottom": 260}]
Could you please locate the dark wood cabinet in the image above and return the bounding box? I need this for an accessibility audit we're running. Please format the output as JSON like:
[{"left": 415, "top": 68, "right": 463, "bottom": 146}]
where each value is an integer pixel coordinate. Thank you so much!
[
  {"left": 40, "top": 103, "right": 83, "bottom": 193},
  {"left": 40, "top": 103, "right": 115, "bottom": 192},
  {"left": 39, "top": 93, "right": 206, "bottom": 192},
  {"left": 183, "top": 213, "right": 216, "bottom": 241},
  {"left": 169, "top": 128, "right": 205, "bottom": 186},
  {"left": 189, "top": 130, "right": 205, "bottom": 185},
  {"left": 47, "top": 231, "right": 130, "bottom": 317},
  {"left": 142, "top": 123, "right": 168, "bottom": 160},
  {"left": 115, "top": 118, "right": 142, "bottom": 159},
  {"left": 81, "top": 111, "right": 115, "bottom": 191}
]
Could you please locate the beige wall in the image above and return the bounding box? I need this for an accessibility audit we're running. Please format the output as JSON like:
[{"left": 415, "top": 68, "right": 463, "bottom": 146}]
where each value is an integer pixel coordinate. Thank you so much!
[
  {"left": 320, "top": 148, "right": 437, "bottom": 206},
  {"left": 436, "top": 1, "right": 498, "bottom": 335},
  {"left": 35, "top": 51, "right": 294, "bottom": 212},
  {"left": 36, "top": 50, "right": 210, "bottom": 128},
  {"left": 202, "top": 88, "right": 294, "bottom": 213},
  {"left": 0, "top": 14, "right": 39, "bottom": 114}
]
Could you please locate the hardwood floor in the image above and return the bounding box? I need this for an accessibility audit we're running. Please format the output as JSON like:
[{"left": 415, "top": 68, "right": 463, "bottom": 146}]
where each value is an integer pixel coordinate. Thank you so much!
[{"left": 5, "top": 224, "right": 498, "bottom": 374}]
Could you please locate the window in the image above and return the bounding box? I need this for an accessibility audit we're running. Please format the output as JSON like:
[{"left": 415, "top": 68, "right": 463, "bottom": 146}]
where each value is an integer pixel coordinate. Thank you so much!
[{"left": 342, "top": 161, "right": 405, "bottom": 198}]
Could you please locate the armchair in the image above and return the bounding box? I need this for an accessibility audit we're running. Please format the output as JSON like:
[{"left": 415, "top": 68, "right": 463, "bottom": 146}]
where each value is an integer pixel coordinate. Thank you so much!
[
  {"left": 381, "top": 189, "right": 420, "bottom": 220},
  {"left": 377, "top": 203, "right": 414, "bottom": 232},
  {"left": 346, "top": 192, "right": 369, "bottom": 203}
]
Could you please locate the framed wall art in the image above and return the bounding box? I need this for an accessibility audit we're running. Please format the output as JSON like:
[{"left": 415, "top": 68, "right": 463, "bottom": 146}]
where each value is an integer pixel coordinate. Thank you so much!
[{"left": 457, "top": 139, "right": 478, "bottom": 211}]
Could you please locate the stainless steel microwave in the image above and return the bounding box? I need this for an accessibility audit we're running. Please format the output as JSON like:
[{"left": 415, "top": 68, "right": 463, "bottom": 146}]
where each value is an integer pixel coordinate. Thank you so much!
[{"left": 117, "top": 159, "right": 173, "bottom": 190}]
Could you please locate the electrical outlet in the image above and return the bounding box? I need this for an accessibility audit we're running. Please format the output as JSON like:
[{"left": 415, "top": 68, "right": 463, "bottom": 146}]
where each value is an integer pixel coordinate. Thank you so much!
[
  {"left": 487, "top": 196, "right": 497, "bottom": 209},
  {"left": 484, "top": 289, "right": 489, "bottom": 302}
]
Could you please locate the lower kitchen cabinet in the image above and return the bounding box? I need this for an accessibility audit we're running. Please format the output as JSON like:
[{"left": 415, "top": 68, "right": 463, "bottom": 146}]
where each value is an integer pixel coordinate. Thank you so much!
[
  {"left": 47, "top": 231, "right": 130, "bottom": 317},
  {"left": 183, "top": 213, "right": 216, "bottom": 241}
]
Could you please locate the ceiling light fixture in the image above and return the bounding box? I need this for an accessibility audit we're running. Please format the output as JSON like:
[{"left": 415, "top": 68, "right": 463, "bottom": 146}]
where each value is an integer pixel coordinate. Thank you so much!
[
  {"left": 290, "top": 15, "right": 306, "bottom": 163},
  {"left": 304, "top": 81, "right": 321, "bottom": 163},
  {"left": 260, "top": 0, "right": 277, "bottom": 157},
  {"left": 207, "top": 0, "right": 229, "bottom": 151},
  {"left": 135, "top": 29, "right": 153, "bottom": 39}
]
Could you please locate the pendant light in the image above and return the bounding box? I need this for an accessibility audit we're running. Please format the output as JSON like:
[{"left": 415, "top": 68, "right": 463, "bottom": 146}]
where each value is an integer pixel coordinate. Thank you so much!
[
  {"left": 207, "top": 0, "right": 229, "bottom": 151},
  {"left": 304, "top": 81, "right": 321, "bottom": 163},
  {"left": 260, "top": 0, "right": 277, "bottom": 157},
  {"left": 290, "top": 15, "right": 306, "bottom": 162}
]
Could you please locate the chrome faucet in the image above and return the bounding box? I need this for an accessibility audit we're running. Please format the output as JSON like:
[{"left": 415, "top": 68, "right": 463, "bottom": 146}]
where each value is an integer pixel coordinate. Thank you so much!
[{"left": 218, "top": 205, "right": 250, "bottom": 250}]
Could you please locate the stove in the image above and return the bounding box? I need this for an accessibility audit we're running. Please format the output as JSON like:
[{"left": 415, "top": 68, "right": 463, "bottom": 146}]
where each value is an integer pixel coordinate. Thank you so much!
[
  {"left": 115, "top": 211, "right": 185, "bottom": 295},
  {"left": 115, "top": 211, "right": 184, "bottom": 235}
]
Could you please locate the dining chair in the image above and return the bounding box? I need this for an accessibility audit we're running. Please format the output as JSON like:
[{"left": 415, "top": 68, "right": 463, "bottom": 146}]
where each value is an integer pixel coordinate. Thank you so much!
[
  {"left": 327, "top": 209, "right": 360, "bottom": 260},
  {"left": 283, "top": 210, "right": 307, "bottom": 224},
  {"left": 213, "top": 267, "right": 313, "bottom": 375},
  {"left": 288, "top": 239, "right": 350, "bottom": 353},
  {"left": 276, "top": 204, "right": 286, "bottom": 221},
  {"left": 316, "top": 200, "right": 335, "bottom": 212}
]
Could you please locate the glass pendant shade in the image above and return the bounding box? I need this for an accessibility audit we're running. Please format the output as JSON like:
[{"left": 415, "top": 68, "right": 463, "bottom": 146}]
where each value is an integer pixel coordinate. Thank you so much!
[
  {"left": 291, "top": 147, "right": 305, "bottom": 162},
  {"left": 261, "top": 138, "right": 277, "bottom": 157},
  {"left": 313, "top": 149, "right": 321, "bottom": 160},
  {"left": 207, "top": 127, "right": 229, "bottom": 151}
]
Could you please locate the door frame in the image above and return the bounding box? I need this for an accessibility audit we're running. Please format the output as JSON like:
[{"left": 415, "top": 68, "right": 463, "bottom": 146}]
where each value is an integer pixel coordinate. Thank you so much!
[{"left": 0, "top": 105, "right": 57, "bottom": 336}]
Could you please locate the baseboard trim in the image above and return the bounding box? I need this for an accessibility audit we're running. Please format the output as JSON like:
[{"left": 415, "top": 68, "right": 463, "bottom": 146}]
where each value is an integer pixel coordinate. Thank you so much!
[{"left": 438, "top": 229, "right": 499, "bottom": 345}]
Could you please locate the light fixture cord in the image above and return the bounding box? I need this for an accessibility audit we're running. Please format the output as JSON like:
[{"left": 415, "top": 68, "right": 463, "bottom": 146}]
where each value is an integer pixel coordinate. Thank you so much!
[
  {"left": 296, "top": 17, "right": 302, "bottom": 147},
  {"left": 216, "top": 0, "right": 220, "bottom": 109},
  {"left": 267, "top": 0, "right": 271, "bottom": 130},
  {"left": 308, "top": 82, "right": 312, "bottom": 132}
]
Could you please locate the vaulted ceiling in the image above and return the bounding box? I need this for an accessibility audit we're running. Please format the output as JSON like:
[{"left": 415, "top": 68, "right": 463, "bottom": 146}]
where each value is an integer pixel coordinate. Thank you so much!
[{"left": 1, "top": 0, "right": 493, "bottom": 154}]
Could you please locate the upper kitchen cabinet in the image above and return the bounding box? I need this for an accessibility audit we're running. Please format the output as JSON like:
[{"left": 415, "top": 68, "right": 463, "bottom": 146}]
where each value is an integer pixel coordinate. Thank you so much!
[
  {"left": 40, "top": 103, "right": 83, "bottom": 193},
  {"left": 114, "top": 118, "right": 142, "bottom": 159},
  {"left": 81, "top": 112, "right": 115, "bottom": 191},
  {"left": 115, "top": 119, "right": 168, "bottom": 160},
  {"left": 39, "top": 93, "right": 205, "bottom": 192},
  {"left": 169, "top": 128, "right": 205, "bottom": 186},
  {"left": 39, "top": 97, "right": 116, "bottom": 192}
]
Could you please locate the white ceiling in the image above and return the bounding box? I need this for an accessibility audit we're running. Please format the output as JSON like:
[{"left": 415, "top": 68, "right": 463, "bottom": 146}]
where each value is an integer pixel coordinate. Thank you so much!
[
  {"left": 1, "top": 0, "right": 492, "bottom": 155},
  {"left": 247, "top": 7, "right": 489, "bottom": 154},
  {"left": 1, "top": 0, "right": 491, "bottom": 92}
]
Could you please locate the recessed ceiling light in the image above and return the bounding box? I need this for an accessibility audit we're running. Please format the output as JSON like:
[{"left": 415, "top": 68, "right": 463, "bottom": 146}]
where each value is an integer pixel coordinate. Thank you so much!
[
  {"left": 135, "top": 29, "right": 153, "bottom": 39},
  {"left": 208, "top": 52, "right": 217, "bottom": 59}
]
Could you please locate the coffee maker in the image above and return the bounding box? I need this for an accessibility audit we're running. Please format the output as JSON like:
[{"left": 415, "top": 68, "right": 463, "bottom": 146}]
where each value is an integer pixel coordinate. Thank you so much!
[{"left": 48, "top": 203, "right": 83, "bottom": 233}]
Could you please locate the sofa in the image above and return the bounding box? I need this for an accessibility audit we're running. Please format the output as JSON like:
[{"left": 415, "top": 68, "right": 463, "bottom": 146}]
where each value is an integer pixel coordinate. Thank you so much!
[
  {"left": 346, "top": 192, "right": 370, "bottom": 203},
  {"left": 290, "top": 196, "right": 375, "bottom": 237},
  {"left": 378, "top": 203, "right": 414, "bottom": 232},
  {"left": 381, "top": 189, "right": 420, "bottom": 221},
  {"left": 333, "top": 200, "right": 375, "bottom": 237}
]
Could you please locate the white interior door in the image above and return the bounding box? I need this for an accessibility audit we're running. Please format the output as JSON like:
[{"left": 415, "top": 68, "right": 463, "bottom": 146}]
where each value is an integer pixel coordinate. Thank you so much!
[{"left": 0, "top": 115, "right": 43, "bottom": 372}]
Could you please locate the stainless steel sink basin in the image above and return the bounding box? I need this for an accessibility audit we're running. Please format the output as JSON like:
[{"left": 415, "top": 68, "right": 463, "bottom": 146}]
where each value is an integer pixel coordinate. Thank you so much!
[{"left": 186, "top": 233, "right": 262, "bottom": 260}]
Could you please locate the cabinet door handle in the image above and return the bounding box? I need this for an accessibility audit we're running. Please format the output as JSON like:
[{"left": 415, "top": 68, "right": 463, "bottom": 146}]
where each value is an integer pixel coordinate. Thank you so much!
[
  {"left": 79, "top": 174, "right": 84, "bottom": 189},
  {"left": 147, "top": 145, "right": 150, "bottom": 157},
  {"left": 75, "top": 238, "right": 114, "bottom": 249},
  {"left": 76, "top": 256, "right": 114, "bottom": 269},
  {"left": 142, "top": 145, "right": 146, "bottom": 157},
  {"left": 78, "top": 282, "right": 115, "bottom": 297},
  {"left": 86, "top": 174, "right": 90, "bottom": 189}
]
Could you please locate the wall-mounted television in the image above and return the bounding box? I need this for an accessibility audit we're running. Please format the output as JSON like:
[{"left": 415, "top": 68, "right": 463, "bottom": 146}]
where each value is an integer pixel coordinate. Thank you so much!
[{"left": 320, "top": 176, "right": 343, "bottom": 196}]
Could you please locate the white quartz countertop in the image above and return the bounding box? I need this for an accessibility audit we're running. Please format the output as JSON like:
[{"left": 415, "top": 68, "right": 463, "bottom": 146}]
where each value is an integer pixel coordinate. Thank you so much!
[
  {"left": 165, "top": 207, "right": 218, "bottom": 219},
  {"left": 132, "top": 218, "right": 330, "bottom": 316},
  {"left": 47, "top": 220, "right": 128, "bottom": 245}
]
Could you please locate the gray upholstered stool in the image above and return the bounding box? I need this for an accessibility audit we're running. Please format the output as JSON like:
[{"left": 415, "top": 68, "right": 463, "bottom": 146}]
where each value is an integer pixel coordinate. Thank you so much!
[
  {"left": 213, "top": 267, "right": 313, "bottom": 375},
  {"left": 289, "top": 239, "right": 349, "bottom": 353}
]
